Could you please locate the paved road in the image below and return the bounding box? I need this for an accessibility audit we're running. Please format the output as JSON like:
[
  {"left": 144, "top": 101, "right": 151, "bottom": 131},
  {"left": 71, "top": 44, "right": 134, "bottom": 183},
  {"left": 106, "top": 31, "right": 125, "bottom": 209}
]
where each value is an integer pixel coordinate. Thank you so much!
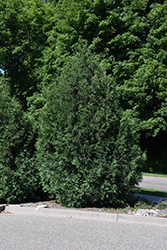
[
  {"left": 139, "top": 176, "right": 167, "bottom": 191},
  {"left": 1, "top": 209, "right": 167, "bottom": 250},
  {"left": 136, "top": 175, "right": 167, "bottom": 203}
]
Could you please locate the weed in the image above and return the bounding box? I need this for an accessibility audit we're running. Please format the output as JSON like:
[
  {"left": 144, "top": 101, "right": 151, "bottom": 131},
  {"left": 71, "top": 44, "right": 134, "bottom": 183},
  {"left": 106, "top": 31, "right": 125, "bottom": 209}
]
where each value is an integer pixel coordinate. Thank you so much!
[
  {"left": 157, "top": 201, "right": 167, "bottom": 210},
  {"left": 133, "top": 197, "right": 153, "bottom": 210}
]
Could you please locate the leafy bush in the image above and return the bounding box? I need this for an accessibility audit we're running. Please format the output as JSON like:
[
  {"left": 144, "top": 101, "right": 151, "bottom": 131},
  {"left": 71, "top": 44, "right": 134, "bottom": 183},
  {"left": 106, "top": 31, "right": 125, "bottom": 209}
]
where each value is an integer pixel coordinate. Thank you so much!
[
  {"left": 36, "top": 48, "right": 146, "bottom": 208},
  {"left": 0, "top": 83, "right": 44, "bottom": 203}
]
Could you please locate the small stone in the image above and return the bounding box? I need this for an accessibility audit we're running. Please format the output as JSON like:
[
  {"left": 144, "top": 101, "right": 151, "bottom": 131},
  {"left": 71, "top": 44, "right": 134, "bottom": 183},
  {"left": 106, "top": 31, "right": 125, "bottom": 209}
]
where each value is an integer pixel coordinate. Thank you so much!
[
  {"left": 36, "top": 205, "right": 47, "bottom": 208},
  {"left": 8, "top": 204, "right": 22, "bottom": 207},
  {"left": 136, "top": 209, "right": 146, "bottom": 216}
]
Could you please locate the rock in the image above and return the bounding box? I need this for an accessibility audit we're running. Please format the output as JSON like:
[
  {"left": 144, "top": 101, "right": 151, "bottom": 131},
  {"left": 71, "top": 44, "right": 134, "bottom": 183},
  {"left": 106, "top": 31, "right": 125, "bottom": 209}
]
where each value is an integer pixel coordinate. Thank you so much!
[
  {"left": 8, "top": 204, "right": 22, "bottom": 207},
  {"left": 136, "top": 209, "right": 146, "bottom": 216},
  {"left": 0, "top": 205, "right": 5, "bottom": 213},
  {"left": 37, "top": 205, "right": 48, "bottom": 208},
  {"left": 136, "top": 208, "right": 167, "bottom": 217}
]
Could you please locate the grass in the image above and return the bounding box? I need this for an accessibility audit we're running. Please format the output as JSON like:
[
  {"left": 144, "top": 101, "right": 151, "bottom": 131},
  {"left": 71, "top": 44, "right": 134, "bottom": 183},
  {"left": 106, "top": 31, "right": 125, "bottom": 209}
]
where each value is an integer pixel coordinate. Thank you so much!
[
  {"left": 140, "top": 172, "right": 167, "bottom": 197},
  {"left": 137, "top": 187, "right": 167, "bottom": 198},
  {"left": 119, "top": 187, "right": 167, "bottom": 213},
  {"left": 142, "top": 172, "right": 167, "bottom": 178},
  {"left": 129, "top": 173, "right": 167, "bottom": 212}
]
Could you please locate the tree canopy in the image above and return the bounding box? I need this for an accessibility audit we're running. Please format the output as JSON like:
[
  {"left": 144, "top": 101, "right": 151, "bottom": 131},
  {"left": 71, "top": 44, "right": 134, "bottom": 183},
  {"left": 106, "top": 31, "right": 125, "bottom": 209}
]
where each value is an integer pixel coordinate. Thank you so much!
[{"left": 1, "top": 0, "right": 167, "bottom": 205}]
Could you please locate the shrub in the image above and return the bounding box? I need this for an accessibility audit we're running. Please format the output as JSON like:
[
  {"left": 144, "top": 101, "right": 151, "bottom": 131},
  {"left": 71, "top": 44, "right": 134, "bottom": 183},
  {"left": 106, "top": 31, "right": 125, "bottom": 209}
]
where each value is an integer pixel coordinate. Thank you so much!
[
  {"left": 0, "top": 83, "right": 44, "bottom": 203},
  {"left": 37, "top": 48, "right": 146, "bottom": 207}
]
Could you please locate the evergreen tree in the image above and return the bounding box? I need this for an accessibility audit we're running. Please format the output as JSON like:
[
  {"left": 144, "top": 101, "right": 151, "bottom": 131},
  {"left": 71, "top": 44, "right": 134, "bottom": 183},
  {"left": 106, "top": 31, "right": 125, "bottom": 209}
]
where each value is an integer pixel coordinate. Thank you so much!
[{"left": 36, "top": 48, "right": 145, "bottom": 207}]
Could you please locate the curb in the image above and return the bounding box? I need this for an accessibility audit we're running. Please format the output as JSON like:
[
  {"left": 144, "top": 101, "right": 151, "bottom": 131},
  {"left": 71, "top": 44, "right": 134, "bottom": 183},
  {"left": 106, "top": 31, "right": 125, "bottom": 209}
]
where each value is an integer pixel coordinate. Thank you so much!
[
  {"left": 5, "top": 206, "right": 117, "bottom": 222},
  {"left": 118, "top": 213, "right": 167, "bottom": 227},
  {"left": 5, "top": 206, "right": 167, "bottom": 226}
]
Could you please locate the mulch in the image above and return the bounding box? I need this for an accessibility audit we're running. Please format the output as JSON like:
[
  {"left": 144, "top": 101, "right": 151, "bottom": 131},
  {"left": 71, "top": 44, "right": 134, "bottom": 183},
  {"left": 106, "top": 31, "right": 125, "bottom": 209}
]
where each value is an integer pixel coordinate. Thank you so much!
[{"left": 0, "top": 200, "right": 132, "bottom": 215}]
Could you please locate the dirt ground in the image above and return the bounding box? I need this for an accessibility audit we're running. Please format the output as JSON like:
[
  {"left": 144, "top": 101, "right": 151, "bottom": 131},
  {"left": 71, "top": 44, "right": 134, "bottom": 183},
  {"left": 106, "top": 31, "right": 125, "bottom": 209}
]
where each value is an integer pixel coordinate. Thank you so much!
[{"left": 0, "top": 200, "right": 135, "bottom": 215}]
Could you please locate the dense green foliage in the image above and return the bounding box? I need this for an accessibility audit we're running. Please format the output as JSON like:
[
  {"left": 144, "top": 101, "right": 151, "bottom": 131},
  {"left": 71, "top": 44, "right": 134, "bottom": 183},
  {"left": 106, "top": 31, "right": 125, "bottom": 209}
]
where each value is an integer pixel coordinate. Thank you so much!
[
  {"left": 0, "top": 83, "right": 44, "bottom": 203},
  {"left": 0, "top": 0, "right": 167, "bottom": 205},
  {"left": 36, "top": 50, "right": 145, "bottom": 207},
  {"left": 0, "top": 0, "right": 53, "bottom": 108}
]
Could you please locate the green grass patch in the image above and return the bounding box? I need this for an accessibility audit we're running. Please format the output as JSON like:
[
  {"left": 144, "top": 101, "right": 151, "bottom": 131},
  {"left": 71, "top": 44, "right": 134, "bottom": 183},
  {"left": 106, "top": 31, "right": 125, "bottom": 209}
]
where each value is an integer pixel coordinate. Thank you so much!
[
  {"left": 138, "top": 187, "right": 167, "bottom": 198},
  {"left": 142, "top": 172, "right": 167, "bottom": 178}
]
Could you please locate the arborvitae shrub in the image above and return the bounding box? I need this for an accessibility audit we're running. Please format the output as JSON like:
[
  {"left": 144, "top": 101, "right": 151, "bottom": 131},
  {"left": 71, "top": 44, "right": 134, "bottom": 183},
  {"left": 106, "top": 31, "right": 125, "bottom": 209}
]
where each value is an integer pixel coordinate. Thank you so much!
[
  {"left": 37, "top": 49, "right": 146, "bottom": 208},
  {"left": 0, "top": 83, "right": 44, "bottom": 203}
]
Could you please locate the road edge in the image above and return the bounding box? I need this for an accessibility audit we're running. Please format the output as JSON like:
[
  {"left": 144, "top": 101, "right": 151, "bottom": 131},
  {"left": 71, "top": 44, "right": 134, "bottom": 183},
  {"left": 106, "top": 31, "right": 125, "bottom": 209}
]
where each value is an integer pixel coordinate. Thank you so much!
[{"left": 4, "top": 206, "right": 167, "bottom": 226}]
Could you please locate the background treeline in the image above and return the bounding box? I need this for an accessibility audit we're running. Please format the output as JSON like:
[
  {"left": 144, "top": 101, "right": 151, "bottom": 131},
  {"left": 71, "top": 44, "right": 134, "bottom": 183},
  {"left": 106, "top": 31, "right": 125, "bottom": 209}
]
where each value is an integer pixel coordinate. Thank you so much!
[{"left": 0, "top": 0, "right": 167, "bottom": 207}]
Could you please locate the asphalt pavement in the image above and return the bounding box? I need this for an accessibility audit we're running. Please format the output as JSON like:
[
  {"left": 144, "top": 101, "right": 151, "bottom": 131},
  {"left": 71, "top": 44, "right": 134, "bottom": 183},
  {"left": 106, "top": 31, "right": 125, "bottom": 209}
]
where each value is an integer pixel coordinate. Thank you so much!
[
  {"left": 139, "top": 176, "right": 167, "bottom": 191},
  {"left": 1, "top": 176, "right": 167, "bottom": 250},
  {"left": 1, "top": 206, "right": 167, "bottom": 250},
  {"left": 137, "top": 175, "right": 167, "bottom": 203}
]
